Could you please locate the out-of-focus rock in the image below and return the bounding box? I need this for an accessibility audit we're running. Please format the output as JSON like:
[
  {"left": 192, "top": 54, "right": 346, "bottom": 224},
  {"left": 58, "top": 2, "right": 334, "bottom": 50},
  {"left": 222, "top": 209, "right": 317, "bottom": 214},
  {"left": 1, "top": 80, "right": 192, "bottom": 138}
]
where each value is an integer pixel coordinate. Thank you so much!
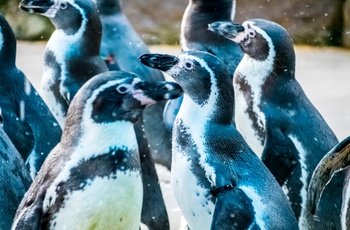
[
  {"left": 1, "top": 0, "right": 350, "bottom": 48},
  {"left": 235, "top": 0, "right": 344, "bottom": 46},
  {"left": 123, "top": 0, "right": 187, "bottom": 45},
  {"left": 0, "top": 0, "right": 54, "bottom": 41},
  {"left": 343, "top": 0, "right": 350, "bottom": 48}
]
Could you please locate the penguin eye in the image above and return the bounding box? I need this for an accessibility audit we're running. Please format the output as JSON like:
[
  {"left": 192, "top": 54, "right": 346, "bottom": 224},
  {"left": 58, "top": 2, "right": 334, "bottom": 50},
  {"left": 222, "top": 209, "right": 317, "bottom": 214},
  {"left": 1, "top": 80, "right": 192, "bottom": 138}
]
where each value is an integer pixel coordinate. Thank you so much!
[
  {"left": 184, "top": 61, "right": 194, "bottom": 70},
  {"left": 116, "top": 84, "right": 129, "bottom": 94},
  {"left": 248, "top": 31, "right": 255, "bottom": 38},
  {"left": 60, "top": 2, "right": 68, "bottom": 10}
]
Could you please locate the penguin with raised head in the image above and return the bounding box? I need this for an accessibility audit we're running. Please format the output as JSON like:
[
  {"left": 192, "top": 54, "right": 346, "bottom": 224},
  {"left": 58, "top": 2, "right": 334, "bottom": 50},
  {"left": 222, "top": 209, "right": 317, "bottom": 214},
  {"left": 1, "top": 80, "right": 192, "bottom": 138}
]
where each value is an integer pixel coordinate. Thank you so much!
[
  {"left": 19, "top": 0, "right": 109, "bottom": 129},
  {"left": 0, "top": 125, "right": 32, "bottom": 230},
  {"left": 307, "top": 136, "right": 350, "bottom": 230},
  {"left": 209, "top": 19, "right": 344, "bottom": 229},
  {"left": 163, "top": 0, "right": 244, "bottom": 130},
  {"left": 12, "top": 71, "right": 183, "bottom": 230},
  {"left": 19, "top": 1, "right": 171, "bottom": 228},
  {"left": 93, "top": 0, "right": 173, "bottom": 170},
  {"left": 139, "top": 51, "right": 298, "bottom": 230},
  {"left": 0, "top": 13, "right": 62, "bottom": 178}
]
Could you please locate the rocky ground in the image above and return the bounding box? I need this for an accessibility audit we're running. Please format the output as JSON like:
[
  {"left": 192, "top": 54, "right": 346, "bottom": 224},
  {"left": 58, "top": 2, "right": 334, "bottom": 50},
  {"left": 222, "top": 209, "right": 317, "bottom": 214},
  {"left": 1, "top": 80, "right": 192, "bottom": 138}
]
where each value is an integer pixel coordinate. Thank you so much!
[{"left": 17, "top": 42, "right": 350, "bottom": 229}]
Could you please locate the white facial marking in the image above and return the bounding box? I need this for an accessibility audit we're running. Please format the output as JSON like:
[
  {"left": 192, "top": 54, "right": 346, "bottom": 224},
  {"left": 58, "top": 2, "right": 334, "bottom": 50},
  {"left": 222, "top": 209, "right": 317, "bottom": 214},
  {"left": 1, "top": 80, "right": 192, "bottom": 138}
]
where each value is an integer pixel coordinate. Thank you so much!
[
  {"left": 240, "top": 186, "right": 267, "bottom": 230},
  {"left": 234, "top": 21, "right": 275, "bottom": 157},
  {"left": 171, "top": 54, "right": 218, "bottom": 229},
  {"left": 289, "top": 135, "right": 308, "bottom": 229},
  {"left": 0, "top": 27, "right": 3, "bottom": 52},
  {"left": 41, "top": 0, "right": 88, "bottom": 128}
]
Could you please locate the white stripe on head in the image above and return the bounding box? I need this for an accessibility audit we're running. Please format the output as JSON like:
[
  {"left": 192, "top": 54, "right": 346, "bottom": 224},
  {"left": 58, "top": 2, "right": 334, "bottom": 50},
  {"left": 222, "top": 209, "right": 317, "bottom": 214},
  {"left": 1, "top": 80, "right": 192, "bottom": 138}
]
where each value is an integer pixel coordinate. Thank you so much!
[{"left": 0, "top": 27, "right": 3, "bottom": 52}]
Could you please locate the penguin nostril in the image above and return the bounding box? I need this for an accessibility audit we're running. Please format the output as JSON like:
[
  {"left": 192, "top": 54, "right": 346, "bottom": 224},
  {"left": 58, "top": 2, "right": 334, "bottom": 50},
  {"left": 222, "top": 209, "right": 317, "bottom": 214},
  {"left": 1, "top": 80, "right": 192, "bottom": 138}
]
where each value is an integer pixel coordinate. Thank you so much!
[{"left": 60, "top": 2, "right": 67, "bottom": 10}]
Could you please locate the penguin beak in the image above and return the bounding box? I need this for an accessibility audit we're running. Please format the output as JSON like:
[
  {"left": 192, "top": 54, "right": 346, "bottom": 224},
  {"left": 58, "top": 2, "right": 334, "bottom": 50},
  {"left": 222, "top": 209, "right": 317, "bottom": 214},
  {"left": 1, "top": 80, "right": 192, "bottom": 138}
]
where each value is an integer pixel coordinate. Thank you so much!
[
  {"left": 138, "top": 54, "right": 179, "bottom": 72},
  {"left": 133, "top": 81, "right": 183, "bottom": 106},
  {"left": 19, "top": 0, "right": 55, "bottom": 14},
  {"left": 208, "top": 21, "right": 245, "bottom": 40}
]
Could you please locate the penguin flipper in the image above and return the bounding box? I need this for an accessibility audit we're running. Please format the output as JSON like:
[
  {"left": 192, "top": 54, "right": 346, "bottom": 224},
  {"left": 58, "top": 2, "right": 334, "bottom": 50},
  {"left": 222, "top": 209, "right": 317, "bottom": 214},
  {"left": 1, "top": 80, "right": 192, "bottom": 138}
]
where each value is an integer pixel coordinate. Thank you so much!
[
  {"left": 261, "top": 115, "right": 299, "bottom": 185},
  {"left": 307, "top": 135, "right": 350, "bottom": 215},
  {"left": 210, "top": 187, "right": 255, "bottom": 230},
  {"left": 162, "top": 96, "right": 183, "bottom": 131}
]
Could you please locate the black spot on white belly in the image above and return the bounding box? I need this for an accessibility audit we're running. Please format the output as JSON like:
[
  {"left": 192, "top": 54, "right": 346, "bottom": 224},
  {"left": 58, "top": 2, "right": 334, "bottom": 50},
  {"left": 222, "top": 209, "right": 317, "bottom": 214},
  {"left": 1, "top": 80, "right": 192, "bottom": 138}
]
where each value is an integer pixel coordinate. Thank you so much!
[
  {"left": 41, "top": 148, "right": 139, "bottom": 227},
  {"left": 235, "top": 75, "right": 265, "bottom": 145},
  {"left": 175, "top": 120, "right": 214, "bottom": 203}
]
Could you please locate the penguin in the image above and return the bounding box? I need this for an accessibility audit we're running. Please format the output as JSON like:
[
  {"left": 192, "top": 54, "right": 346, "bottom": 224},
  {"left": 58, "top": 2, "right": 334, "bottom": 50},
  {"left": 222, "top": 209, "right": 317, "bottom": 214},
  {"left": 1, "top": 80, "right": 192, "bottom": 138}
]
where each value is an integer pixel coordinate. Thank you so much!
[
  {"left": 139, "top": 51, "right": 299, "bottom": 230},
  {"left": 209, "top": 19, "right": 344, "bottom": 229},
  {"left": 19, "top": 0, "right": 109, "bottom": 129},
  {"left": 19, "top": 1, "right": 171, "bottom": 228},
  {"left": 0, "top": 125, "right": 32, "bottom": 230},
  {"left": 0, "top": 13, "right": 62, "bottom": 178},
  {"left": 12, "top": 71, "right": 183, "bottom": 230},
  {"left": 163, "top": 0, "right": 244, "bottom": 131},
  {"left": 93, "top": 0, "right": 173, "bottom": 170},
  {"left": 307, "top": 136, "right": 350, "bottom": 230}
]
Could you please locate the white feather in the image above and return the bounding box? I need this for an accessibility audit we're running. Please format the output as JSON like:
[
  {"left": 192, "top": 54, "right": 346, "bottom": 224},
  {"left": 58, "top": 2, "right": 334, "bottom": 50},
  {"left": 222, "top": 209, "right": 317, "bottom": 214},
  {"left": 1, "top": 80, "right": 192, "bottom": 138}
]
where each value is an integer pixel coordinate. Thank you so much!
[{"left": 234, "top": 21, "right": 276, "bottom": 157}]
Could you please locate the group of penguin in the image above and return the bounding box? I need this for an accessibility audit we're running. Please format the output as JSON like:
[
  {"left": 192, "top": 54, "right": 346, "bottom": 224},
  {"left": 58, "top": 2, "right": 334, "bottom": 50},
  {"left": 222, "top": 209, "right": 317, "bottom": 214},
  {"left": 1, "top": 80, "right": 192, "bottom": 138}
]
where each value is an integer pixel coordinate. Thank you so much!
[{"left": 1, "top": 0, "right": 350, "bottom": 229}]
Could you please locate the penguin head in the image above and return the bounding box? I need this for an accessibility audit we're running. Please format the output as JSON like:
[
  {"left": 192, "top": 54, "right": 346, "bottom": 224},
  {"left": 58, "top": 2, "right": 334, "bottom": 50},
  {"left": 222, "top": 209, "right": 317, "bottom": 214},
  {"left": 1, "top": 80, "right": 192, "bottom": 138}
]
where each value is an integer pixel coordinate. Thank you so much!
[
  {"left": 0, "top": 14, "right": 16, "bottom": 66},
  {"left": 208, "top": 19, "right": 295, "bottom": 74},
  {"left": 139, "top": 51, "right": 234, "bottom": 123},
  {"left": 66, "top": 70, "right": 183, "bottom": 125},
  {"left": 19, "top": 0, "right": 98, "bottom": 35}
]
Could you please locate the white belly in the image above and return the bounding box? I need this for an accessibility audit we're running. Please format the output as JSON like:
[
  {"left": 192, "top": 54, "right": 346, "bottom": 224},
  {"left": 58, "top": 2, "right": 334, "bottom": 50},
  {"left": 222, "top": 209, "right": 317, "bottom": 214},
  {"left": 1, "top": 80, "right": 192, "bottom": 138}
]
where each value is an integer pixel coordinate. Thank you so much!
[
  {"left": 171, "top": 148, "right": 214, "bottom": 230},
  {"left": 48, "top": 170, "right": 143, "bottom": 230}
]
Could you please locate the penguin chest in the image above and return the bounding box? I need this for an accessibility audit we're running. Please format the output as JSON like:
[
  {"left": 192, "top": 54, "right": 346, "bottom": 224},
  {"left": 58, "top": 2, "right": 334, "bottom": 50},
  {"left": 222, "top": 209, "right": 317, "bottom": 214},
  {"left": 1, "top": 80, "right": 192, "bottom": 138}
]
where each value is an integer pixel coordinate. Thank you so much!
[
  {"left": 46, "top": 170, "right": 143, "bottom": 230},
  {"left": 234, "top": 74, "right": 266, "bottom": 157},
  {"left": 171, "top": 125, "right": 215, "bottom": 229}
]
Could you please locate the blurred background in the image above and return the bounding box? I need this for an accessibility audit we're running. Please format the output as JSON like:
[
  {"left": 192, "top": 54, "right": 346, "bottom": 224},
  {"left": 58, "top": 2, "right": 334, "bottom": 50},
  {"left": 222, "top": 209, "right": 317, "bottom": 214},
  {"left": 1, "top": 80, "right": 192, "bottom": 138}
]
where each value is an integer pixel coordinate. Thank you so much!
[{"left": 1, "top": 0, "right": 350, "bottom": 48}]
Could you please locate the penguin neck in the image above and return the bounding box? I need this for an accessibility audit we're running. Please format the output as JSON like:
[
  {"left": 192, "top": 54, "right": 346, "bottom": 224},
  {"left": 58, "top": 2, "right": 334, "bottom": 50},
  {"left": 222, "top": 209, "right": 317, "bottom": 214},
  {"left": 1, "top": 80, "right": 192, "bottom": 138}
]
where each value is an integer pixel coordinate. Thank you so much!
[
  {"left": 0, "top": 25, "right": 16, "bottom": 68},
  {"left": 51, "top": 9, "right": 102, "bottom": 56},
  {"left": 96, "top": 0, "right": 123, "bottom": 15},
  {"left": 178, "top": 86, "right": 233, "bottom": 126}
]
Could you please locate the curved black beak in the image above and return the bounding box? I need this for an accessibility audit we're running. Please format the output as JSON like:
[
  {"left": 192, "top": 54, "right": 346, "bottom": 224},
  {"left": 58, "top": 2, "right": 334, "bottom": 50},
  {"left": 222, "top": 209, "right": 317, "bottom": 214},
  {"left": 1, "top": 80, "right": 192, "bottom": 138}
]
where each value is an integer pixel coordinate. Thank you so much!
[
  {"left": 138, "top": 54, "right": 179, "bottom": 72},
  {"left": 19, "top": 0, "right": 54, "bottom": 13},
  {"left": 208, "top": 21, "right": 245, "bottom": 39},
  {"left": 135, "top": 81, "right": 183, "bottom": 102}
]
